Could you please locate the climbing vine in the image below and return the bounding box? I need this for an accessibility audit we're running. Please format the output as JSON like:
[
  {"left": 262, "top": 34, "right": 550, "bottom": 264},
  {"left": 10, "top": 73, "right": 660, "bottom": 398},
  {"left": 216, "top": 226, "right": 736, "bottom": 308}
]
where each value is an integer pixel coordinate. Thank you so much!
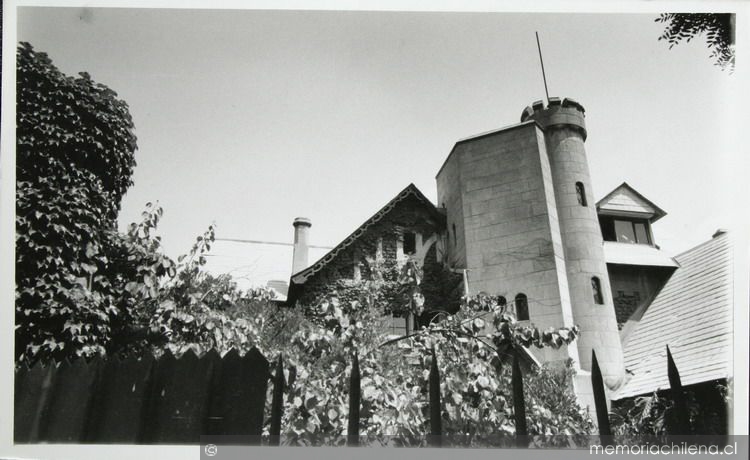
[{"left": 271, "top": 291, "right": 589, "bottom": 446}]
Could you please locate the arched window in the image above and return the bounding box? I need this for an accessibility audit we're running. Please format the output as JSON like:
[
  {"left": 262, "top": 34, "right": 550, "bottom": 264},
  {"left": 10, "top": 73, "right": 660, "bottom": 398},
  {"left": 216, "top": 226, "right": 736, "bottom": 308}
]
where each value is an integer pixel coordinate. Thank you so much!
[
  {"left": 515, "top": 293, "right": 529, "bottom": 321},
  {"left": 592, "top": 277, "right": 604, "bottom": 304},
  {"left": 576, "top": 182, "right": 587, "bottom": 206}
]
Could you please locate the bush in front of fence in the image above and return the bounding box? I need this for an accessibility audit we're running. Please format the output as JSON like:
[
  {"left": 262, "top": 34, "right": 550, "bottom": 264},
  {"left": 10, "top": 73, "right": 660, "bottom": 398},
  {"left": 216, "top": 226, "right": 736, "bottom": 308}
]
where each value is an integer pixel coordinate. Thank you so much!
[{"left": 265, "top": 291, "right": 593, "bottom": 447}]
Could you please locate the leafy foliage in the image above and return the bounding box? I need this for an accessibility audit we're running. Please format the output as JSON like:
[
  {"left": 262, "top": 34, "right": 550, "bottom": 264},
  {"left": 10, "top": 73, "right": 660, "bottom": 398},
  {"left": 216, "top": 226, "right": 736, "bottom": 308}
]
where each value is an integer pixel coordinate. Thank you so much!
[
  {"left": 611, "top": 380, "right": 731, "bottom": 437},
  {"left": 15, "top": 43, "right": 594, "bottom": 443},
  {"left": 17, "top": 42, "right": 137, "bottom": 214},
  {"left": 267, "top": 279, "right": 591, "bottom": 446},
  {"left": 16, "top": 42, "right": 139, "bottom": 362},
  {"left": 655, "top": 13, "right": 735, "bottom": 72},
  {"left": 15, "top": 43, "right": 264, "bottom": 362},
  {"left": 16, "top": 200, "right": 178, "bottom": 362}
]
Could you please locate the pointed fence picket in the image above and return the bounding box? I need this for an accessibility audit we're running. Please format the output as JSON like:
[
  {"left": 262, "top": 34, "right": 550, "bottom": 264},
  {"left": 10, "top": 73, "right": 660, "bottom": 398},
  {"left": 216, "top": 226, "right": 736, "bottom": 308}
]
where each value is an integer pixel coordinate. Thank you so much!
[
  {"left": 268, "top": 354, "right": 284, "bottom": 446},
  {"left": 666, "top": 345, "right": 691, "bottom": 435},
  {"left": 14, "top": 348, "right": 269, "bottom": 444},
  {"left": 347, "top": 353, "right": 361, "bottom": 447},
  {"left": 511, "top": 349, "right": 528, "bottom": 442},
  {"left": 428, "top": 347, "right": 442, "bottom": 447},
  {"left": 591, "top": 350, "right": 612, "bottom": 442},
  {"left": 14, "top": 344, "right": 689, "bottom": 445}
]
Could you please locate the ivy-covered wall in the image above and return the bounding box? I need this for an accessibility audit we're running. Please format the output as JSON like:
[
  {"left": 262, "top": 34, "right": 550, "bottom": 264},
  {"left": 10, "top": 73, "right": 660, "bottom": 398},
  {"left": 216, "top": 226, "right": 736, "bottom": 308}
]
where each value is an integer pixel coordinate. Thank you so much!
[{"left": 296, "top": 194, "right": 460, "bottom": 317}]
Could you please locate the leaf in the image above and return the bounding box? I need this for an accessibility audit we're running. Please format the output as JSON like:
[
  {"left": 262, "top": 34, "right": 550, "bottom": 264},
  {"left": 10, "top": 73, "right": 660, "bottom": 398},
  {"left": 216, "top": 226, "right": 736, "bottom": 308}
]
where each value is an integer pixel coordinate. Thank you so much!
[
  {"left": 85, "top": 242, "right": 98, "bottom": 258},
  {"left": 81, "top": 262, "right": 97, "bottom": 274},
  {"left": 125, "top": 281, "right": 139, "bottom": 294}
]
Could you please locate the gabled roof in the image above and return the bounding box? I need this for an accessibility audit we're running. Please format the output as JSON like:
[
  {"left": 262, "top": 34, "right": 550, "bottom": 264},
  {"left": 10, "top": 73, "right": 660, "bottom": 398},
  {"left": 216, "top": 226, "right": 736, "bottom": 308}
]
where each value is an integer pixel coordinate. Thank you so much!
[
  {"left": 286, "top": 184, "right": 444, "bottom": 305},
  {"left": 596, "top": 182, "right": 667, "bottom": 222},
  {"left": 614, "top": 231, "right": 733, "bottom": 399}
]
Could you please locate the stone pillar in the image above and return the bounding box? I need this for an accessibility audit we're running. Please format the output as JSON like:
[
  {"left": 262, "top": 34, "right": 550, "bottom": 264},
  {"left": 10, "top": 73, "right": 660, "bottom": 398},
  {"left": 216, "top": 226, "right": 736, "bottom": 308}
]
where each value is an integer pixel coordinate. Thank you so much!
[
  {"left": 292, "top": 217, "right": 312, "bottom": 275},
  {"left": 521, "top": 98, "right": 625, "bottom": 390}
]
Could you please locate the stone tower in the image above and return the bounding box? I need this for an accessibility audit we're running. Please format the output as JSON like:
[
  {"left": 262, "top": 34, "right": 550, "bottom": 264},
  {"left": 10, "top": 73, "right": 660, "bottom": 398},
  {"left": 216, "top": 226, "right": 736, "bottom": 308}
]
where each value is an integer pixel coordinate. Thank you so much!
[
  {"left": 436, "top": 97, "right": 624, "bottom": 390},
  {"left": 521, "top": 98, "right": 625, "bottom": 388}
]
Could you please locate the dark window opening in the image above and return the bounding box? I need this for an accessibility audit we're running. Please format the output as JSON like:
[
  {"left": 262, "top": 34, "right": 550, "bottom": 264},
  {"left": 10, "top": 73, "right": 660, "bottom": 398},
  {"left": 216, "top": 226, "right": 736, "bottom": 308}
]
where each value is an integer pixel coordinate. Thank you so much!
[
  {"left": 634, "top": 222, "right": 650, "bottom": 244},
  {"left": 515, "top": 293, "right": 529, "bottom": 321},
  {"left": 600, "top": 217, "right": 652, "bottom": 245},
  {"left": 592, "top": 277, "right": 604, "bottom": 304},
  {"left": 576, "top": 182, "right": 587, "bottom": 206},
  {"left": 403, "top": 232, "right": 416, "bottom": 255},
  {"left": 497, "top": 296, "right": 507, "bottom": 307},
  {"left": 452, "top": 223, "right": 457, "bottom": 246},
  {"left": 614, "top": 219, "right": 651, "bottom": 244},
  {"left": 600, "top": 216, "right": 616, "bottom": 241}
]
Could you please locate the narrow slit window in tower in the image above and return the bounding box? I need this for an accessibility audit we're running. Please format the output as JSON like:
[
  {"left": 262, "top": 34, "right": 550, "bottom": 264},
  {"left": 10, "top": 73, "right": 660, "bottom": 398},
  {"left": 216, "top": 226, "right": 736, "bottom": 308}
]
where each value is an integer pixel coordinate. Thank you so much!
[
  {"left": 592, "top": 277, "right": 604, "bottom": 304},
  {"left": 515, "top": 293, "right": 529, "bottom": 321},
  {"left": 576, "top": 182, "right": 587, "bottom": 206},
  {"left": 452, "top": 223, "right": 457, "bottom": 246}
]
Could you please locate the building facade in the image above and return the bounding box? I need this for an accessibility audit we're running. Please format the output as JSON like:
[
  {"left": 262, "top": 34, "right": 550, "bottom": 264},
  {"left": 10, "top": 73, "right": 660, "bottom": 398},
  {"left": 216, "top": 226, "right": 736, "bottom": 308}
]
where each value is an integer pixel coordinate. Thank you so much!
[{"left": 275, "top": 97, "right": 729, "bottom": 410}]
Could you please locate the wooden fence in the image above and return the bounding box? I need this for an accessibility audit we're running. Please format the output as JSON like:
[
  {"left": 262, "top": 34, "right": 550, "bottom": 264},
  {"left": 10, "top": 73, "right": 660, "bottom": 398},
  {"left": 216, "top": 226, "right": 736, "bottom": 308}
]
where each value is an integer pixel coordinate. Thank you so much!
[{"left": 14, "top": 345, "right": 690, "bottom": 445}]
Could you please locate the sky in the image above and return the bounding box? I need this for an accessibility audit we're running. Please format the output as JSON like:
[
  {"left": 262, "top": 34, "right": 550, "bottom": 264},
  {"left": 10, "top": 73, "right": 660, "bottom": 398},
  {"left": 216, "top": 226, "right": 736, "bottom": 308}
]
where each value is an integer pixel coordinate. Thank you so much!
[{"left": 13, "top": 4, "right": 744, "bottom": 287}]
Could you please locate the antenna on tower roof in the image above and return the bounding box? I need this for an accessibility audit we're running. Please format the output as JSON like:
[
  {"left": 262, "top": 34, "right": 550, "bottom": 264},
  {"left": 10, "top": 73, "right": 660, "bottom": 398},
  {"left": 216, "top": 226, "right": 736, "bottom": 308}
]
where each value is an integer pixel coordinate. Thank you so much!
[{"left": 535, "top": 31, "right": 550, "bottom": 105}]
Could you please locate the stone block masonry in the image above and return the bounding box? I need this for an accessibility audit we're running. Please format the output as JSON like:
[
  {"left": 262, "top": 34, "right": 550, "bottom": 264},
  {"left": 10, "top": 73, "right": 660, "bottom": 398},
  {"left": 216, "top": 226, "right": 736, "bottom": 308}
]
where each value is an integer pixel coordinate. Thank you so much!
[
  {"left": 437, "top": 121, "right": 580, "bottom": 368},
  {"left": 523, "top": 100, "right": 625, "bottom": 389},
  {"left": 437, "top": 98, "right": 626, "bottom": 397}
]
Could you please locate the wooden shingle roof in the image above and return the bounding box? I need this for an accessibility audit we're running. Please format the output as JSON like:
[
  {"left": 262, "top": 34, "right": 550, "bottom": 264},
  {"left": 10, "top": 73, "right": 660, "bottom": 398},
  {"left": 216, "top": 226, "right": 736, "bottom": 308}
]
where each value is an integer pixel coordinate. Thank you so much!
[{"left": 614, "top": 231, "right": 733, "bottom": 399}]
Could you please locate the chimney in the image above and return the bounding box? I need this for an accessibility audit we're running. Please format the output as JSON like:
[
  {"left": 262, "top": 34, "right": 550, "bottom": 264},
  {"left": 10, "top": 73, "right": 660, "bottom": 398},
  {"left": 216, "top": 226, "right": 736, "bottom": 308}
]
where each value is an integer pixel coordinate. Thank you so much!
[
  {"left": 712, "top": 228, "right": 728, "bottom": 239},
  {"left": 292, "top": 217, "right": 312, "bottom": 275}
]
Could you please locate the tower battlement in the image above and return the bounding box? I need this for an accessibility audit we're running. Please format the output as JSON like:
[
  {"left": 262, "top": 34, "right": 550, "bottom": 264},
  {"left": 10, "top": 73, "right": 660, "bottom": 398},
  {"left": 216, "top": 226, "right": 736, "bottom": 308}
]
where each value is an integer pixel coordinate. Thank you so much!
[{"left": 521, "top": 97, "right": 587, "bottom": 141}]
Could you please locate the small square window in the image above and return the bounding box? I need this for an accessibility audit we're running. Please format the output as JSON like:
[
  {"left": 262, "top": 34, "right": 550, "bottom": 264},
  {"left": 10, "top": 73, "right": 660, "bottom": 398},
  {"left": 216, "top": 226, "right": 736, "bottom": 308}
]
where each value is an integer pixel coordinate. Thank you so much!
[
  {"left": 614, "top": 220, "right": 637, "bottom": 244},
  {"left": 613, "top": 219, "right": 651, "bottom": 245},
  {"left": 387, "top": 314, "right": 409, "bottom": 336}
]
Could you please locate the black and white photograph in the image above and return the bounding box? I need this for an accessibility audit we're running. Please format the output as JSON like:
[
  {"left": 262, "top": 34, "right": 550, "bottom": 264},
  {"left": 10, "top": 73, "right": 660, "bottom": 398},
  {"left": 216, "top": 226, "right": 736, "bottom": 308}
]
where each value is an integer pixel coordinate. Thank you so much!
[{"left": 1, "top": 1, "right": 748, "bottom": 459}]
